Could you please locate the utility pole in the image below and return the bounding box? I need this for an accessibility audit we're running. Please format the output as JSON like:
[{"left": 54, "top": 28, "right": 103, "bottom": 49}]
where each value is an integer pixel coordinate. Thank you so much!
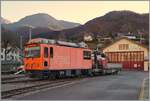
[
  {"left": 29, "top": 28, "right": 32, "bottom": 41},
  {"left": 20, "top": 35, "right": 23, "bottom": 64},
  {"left": 20, "top": 35, "right": 22, "bottom": 50}
]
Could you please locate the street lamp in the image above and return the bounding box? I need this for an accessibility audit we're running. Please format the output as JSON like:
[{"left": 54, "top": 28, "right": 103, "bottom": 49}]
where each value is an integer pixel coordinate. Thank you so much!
[
  {"left": 28, "top": 25, "right": 34, "bottom": 41},
  {"left": 20, "top": 35, "right": 22, "bottom": 50},
  {"left": 24, "top": 25, "right": 34, "bottom": 41},
  {"left": 29, "top": 28, "right": 32, "bottom": 40}
]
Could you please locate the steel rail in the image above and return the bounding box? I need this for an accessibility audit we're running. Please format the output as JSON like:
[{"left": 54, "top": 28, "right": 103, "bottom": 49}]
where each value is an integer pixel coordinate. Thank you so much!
[
  {"left": 2, "top": 78, "right": 43, "bottom": 84},
  {"left": 2, "top": 74, "right": 26, "bottom": 81},
  {"left": 1, "top": 78, "right": 82, "bottom": 99}
]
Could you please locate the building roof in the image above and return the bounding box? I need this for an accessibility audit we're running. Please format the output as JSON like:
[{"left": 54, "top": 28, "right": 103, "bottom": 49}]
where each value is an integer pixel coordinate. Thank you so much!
[
  {"left": 123, "top": 35, "right": 136, "bottom": 39},
  {"left": 102, "top": 37, "right": 149, "bottom": 51}
]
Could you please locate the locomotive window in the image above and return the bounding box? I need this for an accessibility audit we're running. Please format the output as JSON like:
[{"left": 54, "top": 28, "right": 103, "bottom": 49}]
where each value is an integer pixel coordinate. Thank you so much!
[
  {"left": 25, "top": 46, "right": 40, "bottom": 58},
  {"left": 83, "top": 51, "right": 91, "bottom": 60},
  {"left": 50, "top": 47, "right": 53, "bottom": 58},
  {"left": 44, "top": 47, "right": 48, "bottom": 58}
]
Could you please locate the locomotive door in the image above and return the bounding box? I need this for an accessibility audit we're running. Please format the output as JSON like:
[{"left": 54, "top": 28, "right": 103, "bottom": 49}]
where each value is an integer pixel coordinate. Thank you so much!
[
  {"left": 44, "top": 47, "right": 49, "bottom": 68},
  {"left": 129, "top": 51, "right": 144, "bottom": 70},
  {"left": 44, "top": 47, "right": 54, "bottom": 68},
  {"left": 49, "top": 47, "right": 53, "bottom": 67}
]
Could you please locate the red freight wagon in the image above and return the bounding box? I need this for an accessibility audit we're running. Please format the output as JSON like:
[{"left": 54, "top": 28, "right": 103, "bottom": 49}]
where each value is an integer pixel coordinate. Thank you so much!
[{"left": 24, "top": 38, "right": 92, "bottom": 77}]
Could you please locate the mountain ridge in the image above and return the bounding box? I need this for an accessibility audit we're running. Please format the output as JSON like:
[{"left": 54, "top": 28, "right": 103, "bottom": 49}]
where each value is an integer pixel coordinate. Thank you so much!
[
  {"left": 1, "top": 17, "right": 11, "bottom": 24},
  {"left": 1, "top": 10, "right": 149, "bottom": 48},
  {"left": 2, "top": 13, "right": 81, "bottom": 31}
]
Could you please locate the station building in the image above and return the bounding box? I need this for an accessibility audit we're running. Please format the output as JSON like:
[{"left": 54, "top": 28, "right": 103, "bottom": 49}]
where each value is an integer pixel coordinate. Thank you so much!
[{"left": 102, "top": 37, "right": 149, "bottom": 71}]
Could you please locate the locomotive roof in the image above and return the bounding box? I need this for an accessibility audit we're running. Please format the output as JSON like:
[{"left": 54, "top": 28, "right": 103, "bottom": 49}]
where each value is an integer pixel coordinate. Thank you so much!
[{"left": 27, "top": 38, "right": 88, "bottom": 48}]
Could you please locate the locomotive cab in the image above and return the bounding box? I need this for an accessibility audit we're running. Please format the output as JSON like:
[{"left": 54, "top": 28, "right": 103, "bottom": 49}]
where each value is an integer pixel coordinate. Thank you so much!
[
  {"left": 24, "top": 44, "right": 54, "bottom": 69},
  {"left": 24, "top": 44, "right": 42, "bottom": 71},
  {"left": 24, "top": 43, "right": 55, "bottom": 77}
]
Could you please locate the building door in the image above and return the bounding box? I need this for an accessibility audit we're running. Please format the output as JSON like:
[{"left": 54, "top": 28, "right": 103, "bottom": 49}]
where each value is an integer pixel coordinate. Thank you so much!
[
  {"left": 129, "top": 51, "right": 144, "bottom": 70},
  {"left": 105, "top": 51, "right": 144, "bottom": 71}
]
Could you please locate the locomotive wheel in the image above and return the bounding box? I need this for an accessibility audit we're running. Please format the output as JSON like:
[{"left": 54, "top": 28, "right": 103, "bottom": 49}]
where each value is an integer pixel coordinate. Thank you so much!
[
  {"left": 27, "top": 71, "right": 36, "bottom": 78},
  {"left": 29, "top": 74, "right": 36, "bottom": 78}
]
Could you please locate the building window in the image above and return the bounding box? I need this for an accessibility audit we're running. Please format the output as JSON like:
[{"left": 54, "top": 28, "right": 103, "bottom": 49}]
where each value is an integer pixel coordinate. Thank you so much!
[{"left": 119, "top": 44, "right": 129, "bottom": 50}]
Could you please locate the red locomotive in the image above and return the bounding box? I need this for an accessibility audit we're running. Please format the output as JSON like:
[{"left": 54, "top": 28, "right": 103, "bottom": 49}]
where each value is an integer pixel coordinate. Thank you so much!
[{"left": 24, "top": 38, "right": 121, "bottom": 78}]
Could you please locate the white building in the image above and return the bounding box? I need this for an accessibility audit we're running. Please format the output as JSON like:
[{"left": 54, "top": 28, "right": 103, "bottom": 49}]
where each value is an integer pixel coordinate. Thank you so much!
[{"left": 84, "top": 35, "right": 93, "bottom": 41}]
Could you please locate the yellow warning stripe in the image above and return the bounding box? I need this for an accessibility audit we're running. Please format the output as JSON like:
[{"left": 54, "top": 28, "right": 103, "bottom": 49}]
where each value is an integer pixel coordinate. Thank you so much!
[{"left": 139, "top": 78, "right": 147, "bottom": 100}]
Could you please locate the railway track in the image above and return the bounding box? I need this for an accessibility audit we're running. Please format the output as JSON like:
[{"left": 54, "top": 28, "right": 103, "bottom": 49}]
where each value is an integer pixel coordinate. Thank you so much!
[
  {"left": 2, "top": 77, "right": 43, "bottom": 84},
  {"left": 1, "top": 74, "right": 26, "bottom": 81},
  {"left": 1, "top": 74, "right": 36, "bottom": 84},
  {"left": 1, "top": 77, "right": 83, "bottom": 99}
]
